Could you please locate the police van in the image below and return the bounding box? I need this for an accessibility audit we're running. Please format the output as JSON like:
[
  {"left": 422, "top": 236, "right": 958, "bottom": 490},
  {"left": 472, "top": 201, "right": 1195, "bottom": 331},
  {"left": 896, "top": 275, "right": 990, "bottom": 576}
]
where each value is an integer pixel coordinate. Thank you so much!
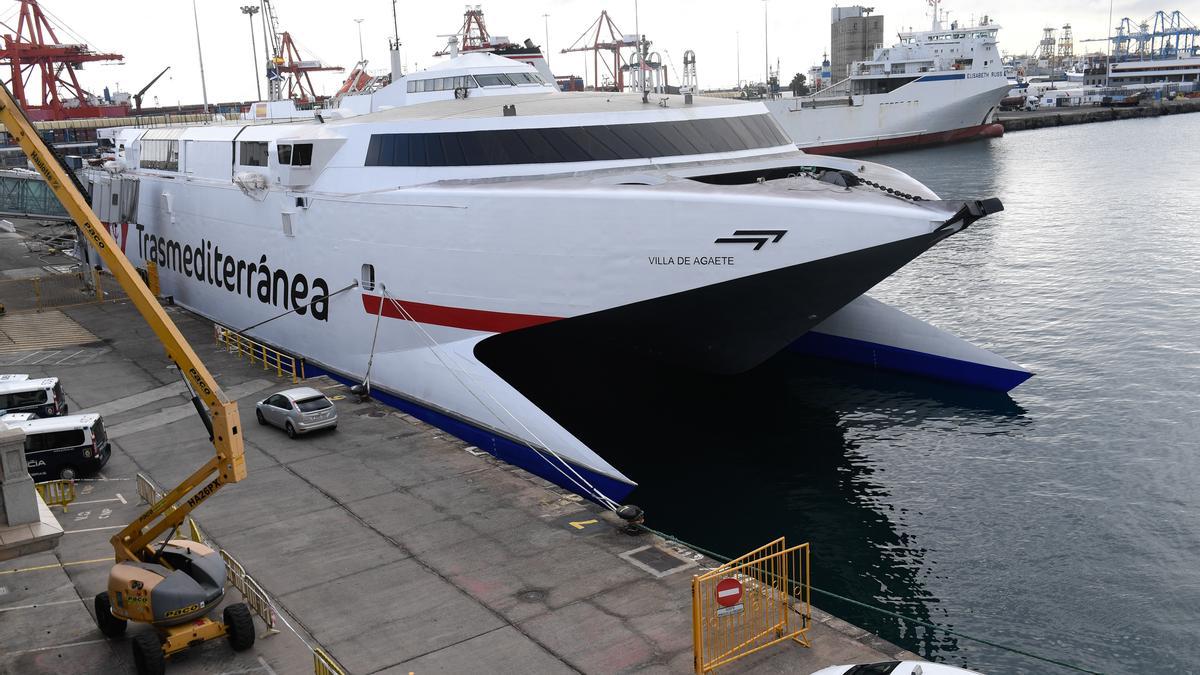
[
  {"left": 10, "top": 413, "right": 110, "bottom": 480},
  {"left": 0, "top": 377, "right": 69, "bottom": 417}
]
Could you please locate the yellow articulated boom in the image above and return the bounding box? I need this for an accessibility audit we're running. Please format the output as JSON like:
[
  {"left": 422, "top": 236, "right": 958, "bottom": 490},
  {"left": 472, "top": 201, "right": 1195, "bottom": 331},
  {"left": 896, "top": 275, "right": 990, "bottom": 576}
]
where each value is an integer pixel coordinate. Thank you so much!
[{"left": 1, "top": 83, "right": 252, "bottom": 675}]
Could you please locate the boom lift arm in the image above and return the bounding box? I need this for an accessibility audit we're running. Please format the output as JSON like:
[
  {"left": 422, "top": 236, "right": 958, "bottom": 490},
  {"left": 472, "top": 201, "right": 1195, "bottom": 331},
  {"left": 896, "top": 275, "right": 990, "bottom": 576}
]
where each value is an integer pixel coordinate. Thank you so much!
[{"left": 0, "top": 83, "right": 247, "bottom": 560}]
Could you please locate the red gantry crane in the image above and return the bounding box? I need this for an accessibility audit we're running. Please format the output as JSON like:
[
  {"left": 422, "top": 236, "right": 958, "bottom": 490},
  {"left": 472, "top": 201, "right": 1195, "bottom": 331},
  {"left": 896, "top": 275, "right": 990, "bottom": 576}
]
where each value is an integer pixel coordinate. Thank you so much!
[
  {"left": 261, "top": 0, "right": 343, "bottom": 103},
  {"left": 0, "top": 0, "right": 125, "bottom": 121},
  {"left": 561, "top": 10, "right": 635, "bottom": 91}
]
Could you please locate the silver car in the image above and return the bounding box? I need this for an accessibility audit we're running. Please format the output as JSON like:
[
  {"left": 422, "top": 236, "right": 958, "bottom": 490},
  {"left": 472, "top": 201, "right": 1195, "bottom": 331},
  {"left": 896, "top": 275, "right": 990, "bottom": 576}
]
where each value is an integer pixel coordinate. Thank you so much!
[{"left": 255, "top": 387, "right": 337, "bottom": 438}]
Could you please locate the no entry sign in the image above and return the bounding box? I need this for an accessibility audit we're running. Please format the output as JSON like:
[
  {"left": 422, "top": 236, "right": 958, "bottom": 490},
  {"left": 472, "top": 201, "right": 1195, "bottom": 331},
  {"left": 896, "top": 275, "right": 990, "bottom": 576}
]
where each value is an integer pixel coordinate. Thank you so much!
[{"left": 715, "top": 577, "right": 743, "bottom": 607}]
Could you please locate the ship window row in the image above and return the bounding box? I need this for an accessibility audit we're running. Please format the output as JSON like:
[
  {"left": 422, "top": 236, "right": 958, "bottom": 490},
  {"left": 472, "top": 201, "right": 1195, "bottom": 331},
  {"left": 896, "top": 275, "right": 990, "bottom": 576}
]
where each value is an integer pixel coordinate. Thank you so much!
[
  {"left": 363, "top": 115, "right": 791, "bottom": 167},
  {"left": 406, "top": 72, "right": 547, "bottom": 93}
]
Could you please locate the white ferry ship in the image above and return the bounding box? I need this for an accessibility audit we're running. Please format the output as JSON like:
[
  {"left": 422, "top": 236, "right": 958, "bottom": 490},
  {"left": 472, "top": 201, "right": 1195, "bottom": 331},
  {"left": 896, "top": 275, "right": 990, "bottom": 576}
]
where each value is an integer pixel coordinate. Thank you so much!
[
  {"left": 765, "top": 7, "right": 1011, "bottom": 155},
  {"left": 86, "top": 53, "right": 1025, "bottom": 505}
]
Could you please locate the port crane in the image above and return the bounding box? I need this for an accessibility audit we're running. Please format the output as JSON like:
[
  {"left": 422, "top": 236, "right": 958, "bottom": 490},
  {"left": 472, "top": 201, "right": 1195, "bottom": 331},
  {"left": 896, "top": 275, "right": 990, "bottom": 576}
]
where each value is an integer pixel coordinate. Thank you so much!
[
  {"left": 0, "top": 0, "right": 125, "bottom": 120},
  {"left": 561, "top": 10, "right": 635, "bottom": 91},
  {"left": 0, "top": 81, "right": 253, "bottom": 674},
  {"left": 260, "top": 0, "right": 343, "bottom": 103}
]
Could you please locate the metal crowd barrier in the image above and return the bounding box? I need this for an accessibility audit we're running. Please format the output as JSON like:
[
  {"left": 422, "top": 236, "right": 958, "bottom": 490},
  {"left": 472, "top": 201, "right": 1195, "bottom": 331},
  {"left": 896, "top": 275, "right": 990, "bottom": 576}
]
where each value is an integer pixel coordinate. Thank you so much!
[
  {"left": 214, "top": 324, "right": 305, "bottom": 383},
  {"left": 0, "top": 268, "right": 116, "bottom": 313},
  {"left": 34, "top": 479, "right": 76, "bottom": 512},
  {"left": 219, "top": 549, "right": 281, "bottom": 638},
  {"left": 691, "top": 537, "right": 812, "bottom": 673},
  {"left": 314, "top": 648, "right": 348, "bottom": 675}
]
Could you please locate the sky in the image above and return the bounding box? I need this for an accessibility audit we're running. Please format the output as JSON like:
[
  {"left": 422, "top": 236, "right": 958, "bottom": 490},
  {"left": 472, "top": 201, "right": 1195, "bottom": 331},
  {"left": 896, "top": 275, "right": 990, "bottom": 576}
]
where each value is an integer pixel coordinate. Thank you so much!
[{"left": 0, "top": 0, "right": 1183, "bottom": 106}]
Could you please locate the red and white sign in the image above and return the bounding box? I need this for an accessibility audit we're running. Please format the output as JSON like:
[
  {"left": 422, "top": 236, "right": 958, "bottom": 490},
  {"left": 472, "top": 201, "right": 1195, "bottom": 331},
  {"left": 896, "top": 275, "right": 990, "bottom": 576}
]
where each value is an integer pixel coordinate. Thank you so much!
[{"left": 715, "top": 578, "right": 743, "bottom": 607}]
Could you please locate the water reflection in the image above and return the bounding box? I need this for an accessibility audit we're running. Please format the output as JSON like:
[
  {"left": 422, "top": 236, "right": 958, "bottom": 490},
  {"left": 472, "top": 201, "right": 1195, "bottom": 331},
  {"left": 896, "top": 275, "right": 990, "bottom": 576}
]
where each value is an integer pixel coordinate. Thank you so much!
[{"left": 489, "top": 344, "right": 1029, "bottom": 658}]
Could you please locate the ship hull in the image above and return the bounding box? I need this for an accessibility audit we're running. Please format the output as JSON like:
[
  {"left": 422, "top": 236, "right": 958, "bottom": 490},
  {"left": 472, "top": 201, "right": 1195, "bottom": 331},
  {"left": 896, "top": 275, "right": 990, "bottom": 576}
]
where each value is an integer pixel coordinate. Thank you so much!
[{"left": 765, "top": 76, "right": 1011, "bottom": 155}]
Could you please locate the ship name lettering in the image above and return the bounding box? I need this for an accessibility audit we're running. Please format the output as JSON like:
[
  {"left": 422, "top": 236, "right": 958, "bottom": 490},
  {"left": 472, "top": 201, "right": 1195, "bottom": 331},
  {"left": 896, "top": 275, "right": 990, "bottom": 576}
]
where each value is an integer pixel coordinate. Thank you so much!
[{"left": 135, "top": 224, "right": 330, "bottom": 321}]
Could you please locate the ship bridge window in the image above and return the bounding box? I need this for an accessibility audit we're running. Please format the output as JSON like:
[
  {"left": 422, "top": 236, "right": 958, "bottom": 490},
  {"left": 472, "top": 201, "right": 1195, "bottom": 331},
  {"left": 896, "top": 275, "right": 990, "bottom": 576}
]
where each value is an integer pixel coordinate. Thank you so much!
[
  {"left": 474, "top": 73, "right": 515, "bottom": 87},
  {"left": 364, "top": 114, "right": 791, "bottom": 167},
  {"left": 407, "top": 75, "right": 478, "bottom": 93},
  {"left": 277, "top": 143, "right": 313, "bottom": 166},
  {"left": 240, "top": 141, "right": 268, "bottom": 166}
]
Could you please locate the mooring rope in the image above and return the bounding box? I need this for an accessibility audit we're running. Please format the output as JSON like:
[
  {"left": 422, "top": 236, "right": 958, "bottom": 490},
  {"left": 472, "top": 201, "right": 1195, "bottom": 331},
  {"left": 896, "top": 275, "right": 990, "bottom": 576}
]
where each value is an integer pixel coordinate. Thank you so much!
[
  {"left": 375, "top": 283, "right": 622, "bottom": 511},
  {"left": 235, "top": 281, "right": 358, "bottom": 334},
  {"left": 638, "top": 523, "right": 1103, "bottom": 675}
]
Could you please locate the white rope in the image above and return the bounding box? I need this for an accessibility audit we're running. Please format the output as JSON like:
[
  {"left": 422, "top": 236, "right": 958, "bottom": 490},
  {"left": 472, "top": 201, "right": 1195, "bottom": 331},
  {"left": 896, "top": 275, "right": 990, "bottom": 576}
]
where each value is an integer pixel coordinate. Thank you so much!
[{"left": 375, "top": 284, "right": 622, "bottom": 511}]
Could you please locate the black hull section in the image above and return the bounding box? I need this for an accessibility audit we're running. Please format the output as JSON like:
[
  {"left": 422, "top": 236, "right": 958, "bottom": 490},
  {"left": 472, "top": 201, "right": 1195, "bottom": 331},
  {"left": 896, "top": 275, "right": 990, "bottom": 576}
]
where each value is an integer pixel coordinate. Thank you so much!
[{"left": 477, "top": 229, "right": 953, "bottom": 375}]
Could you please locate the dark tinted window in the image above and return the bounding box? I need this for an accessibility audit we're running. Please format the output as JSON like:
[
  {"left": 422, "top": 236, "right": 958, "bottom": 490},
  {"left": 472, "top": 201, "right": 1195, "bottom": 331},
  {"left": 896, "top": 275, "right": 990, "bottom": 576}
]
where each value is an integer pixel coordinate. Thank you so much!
[
  {"left": 364, "top": 115, "right": 790, "bottom": 168},
  {"left": 26, "top": 429, "right": 86, "bottom": 452},
  {"left": 296, "top": 397, "right": 332, "bottom": 412},
  {"left": 1, "top": 389, "right": 47, "bottom": 409},
  {"left": 277, "top": 144, "right": 292, "bottom": 165},
  {"left": 844, "top": 662, "right": 902, "bottom": 675},
  {"left": 291, "top": 143, "right": 313, "bottom": 166},
  {"left": 240, "top": 141, "right": 268, "bottom": 166}
]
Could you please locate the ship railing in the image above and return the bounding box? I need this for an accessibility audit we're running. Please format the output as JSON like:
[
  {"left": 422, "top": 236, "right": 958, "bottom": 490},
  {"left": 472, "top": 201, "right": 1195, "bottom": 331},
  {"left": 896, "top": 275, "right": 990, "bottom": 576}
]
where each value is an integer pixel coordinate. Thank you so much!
[{"left": 214, "top": 324, "right": 305, "bottom": 383}]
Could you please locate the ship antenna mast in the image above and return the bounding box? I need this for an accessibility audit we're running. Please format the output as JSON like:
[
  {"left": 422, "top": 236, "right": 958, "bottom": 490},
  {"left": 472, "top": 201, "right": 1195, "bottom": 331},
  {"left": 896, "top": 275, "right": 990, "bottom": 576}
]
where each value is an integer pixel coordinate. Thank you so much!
[{"left": 928, "top": 0, "right": 941, "bottom": 31}]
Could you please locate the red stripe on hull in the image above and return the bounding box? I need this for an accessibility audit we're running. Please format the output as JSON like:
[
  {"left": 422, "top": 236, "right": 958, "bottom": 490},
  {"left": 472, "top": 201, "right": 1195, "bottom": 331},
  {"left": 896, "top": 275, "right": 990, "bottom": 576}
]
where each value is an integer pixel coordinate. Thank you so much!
[
  {"left": 801, "top": 123, "right": 1004, "bottom": 156},
  {"left": 362, "top": 294, "right": 560, "bottom": 333}
]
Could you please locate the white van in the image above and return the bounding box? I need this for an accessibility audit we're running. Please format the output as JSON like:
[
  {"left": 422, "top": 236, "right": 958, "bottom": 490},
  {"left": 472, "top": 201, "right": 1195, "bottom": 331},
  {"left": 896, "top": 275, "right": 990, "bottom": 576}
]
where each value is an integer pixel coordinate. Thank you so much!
[
  {"left": 11, "top": 413, "right": 110, "bottom": 480},
  {"left": 0, "top": 373, "right": 30, "bottom": 382},
  {"left": 0, "top": 377, "right": 68, "bottom": 418}
]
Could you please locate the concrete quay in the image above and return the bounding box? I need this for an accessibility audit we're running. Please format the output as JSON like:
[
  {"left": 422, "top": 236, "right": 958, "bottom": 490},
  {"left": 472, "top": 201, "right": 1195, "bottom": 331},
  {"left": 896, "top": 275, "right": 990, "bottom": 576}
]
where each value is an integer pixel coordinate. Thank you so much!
[
  {"left": 997, "top": 97, "right": 1200, "bottom": 132},
  {"left": 0, "top": 228, "right": 917, "bottom": 673}
]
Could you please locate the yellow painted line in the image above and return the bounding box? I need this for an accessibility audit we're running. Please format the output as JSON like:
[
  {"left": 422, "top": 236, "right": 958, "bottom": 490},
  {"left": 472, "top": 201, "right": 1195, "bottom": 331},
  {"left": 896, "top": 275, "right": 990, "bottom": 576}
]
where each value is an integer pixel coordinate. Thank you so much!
[
  {"left": 569, "top": 519, "right": 599, "bottom": 530},
  {"left": 0, "top": 557, "right": 109, "bottom": 575}
]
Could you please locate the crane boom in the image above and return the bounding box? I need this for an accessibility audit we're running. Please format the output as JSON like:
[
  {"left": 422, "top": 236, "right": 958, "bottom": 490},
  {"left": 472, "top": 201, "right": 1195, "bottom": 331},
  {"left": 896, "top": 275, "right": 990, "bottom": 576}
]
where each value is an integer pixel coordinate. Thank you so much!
[{"left": 0, "top": 81, "right": 247, "bottom": 563}]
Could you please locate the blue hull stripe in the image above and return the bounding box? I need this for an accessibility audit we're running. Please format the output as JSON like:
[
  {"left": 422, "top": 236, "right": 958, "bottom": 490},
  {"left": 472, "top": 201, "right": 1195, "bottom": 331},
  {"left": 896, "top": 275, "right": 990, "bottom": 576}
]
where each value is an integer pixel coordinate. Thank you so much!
[
  {"left": 303, "top": 363, "right": 637, "bottom": 504},
  {"left": 916, "top": 73, "right": 967, "bottom": 82},
  {"left": 788, "top": 332, "right": 1032, "bottom": 392}
]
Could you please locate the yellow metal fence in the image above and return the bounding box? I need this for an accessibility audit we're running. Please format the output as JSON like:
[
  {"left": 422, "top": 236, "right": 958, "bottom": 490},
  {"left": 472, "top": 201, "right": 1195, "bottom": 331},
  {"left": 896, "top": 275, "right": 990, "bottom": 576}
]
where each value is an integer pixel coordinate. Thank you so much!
[
  {"left": 692, "top": 537, "right": 812, "bottom": 673},
  {"left": 0, "top": 268, "right": 124, "bottom": 313},
  {"left": 214, "top": 325, "right": 305, "bottom": 383},
  {"left": 34, "top": 479, "right": 76, "bottom": 512}
]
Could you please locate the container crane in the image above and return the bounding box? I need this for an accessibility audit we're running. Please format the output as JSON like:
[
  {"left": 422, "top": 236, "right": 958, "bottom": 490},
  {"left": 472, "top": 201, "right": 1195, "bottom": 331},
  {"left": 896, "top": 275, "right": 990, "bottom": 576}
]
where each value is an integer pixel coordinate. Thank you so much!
[
  {"left": 561, "top": 10, "right": 635, "bottom": 91},
  {"left": 260, "top": 0, "right": 343, "bottom": 103},
  {"left": 0, "top": 0, "right": 125, "bottom": 121},
  {"left": 434, "top": 5, "right": 515, "bottom": 56},
  {"left": 0, "top": 81, "right": 253, "bottom": 675}
]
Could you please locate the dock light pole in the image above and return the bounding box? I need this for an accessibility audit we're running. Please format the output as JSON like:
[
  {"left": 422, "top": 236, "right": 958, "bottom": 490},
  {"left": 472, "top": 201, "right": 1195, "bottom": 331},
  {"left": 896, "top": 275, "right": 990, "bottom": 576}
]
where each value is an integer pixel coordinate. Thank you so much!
[
  {"left": 355, "top": 18, "right": 365, "bottom": 62},
  {"left": 240, "top": 5, "right": 261, "bottom": 101},
  {"left": 763, "top": 0, "right": 769, "bottom": 92},
  {"left": 192, "top": 0, "right": 209, "bottom": 114}
]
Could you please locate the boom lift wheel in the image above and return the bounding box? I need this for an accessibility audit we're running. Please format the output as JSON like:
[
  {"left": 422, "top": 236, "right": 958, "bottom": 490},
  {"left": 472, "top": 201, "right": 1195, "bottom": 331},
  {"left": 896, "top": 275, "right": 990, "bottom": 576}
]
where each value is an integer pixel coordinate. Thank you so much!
[
  {"left": 224, "top": 602, "right": 256, "bottom": 651},
  {"left": 131, "top": 632, "right": 165, "bottom": 675},
  {"left": 94, "top": 591, "right": 126, "bottom": 637}
]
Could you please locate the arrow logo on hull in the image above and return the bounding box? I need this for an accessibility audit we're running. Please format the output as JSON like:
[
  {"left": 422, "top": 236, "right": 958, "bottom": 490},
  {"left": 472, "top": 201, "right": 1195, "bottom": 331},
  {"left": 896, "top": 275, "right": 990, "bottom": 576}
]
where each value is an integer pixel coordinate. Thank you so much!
[{"left": 713, "top": 230, "right": 787, "bottom": 251}]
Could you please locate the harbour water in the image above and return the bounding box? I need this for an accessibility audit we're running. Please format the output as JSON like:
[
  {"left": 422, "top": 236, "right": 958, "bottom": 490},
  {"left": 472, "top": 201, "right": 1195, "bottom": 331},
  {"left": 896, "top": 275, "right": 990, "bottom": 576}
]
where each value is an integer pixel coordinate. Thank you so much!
[{"left": 513, "top": 114, "right": 1200, "bottom": 674}]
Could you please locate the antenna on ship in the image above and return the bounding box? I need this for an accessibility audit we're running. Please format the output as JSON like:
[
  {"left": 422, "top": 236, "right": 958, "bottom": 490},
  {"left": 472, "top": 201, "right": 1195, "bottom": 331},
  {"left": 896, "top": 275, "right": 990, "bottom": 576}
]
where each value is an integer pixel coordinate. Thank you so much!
[{"left": 927, "top": 0, "right": 941, "bottom": 31}]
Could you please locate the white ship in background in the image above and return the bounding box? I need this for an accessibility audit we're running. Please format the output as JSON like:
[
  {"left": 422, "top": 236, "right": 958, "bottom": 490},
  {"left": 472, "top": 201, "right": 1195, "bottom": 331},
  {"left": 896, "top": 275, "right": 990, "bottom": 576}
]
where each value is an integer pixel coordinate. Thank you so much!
[
  {"left": 764, "top": 5, "right": 1010, "bottom": 155},
  {"left": 85, "top": 42, "right": 1028, "bottom": 507}
]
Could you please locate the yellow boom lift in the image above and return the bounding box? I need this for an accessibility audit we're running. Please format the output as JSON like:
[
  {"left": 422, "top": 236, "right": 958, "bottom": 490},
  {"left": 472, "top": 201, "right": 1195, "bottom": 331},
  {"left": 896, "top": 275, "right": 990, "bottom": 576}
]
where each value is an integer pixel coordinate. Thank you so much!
[{"left": 0, "top": 85, "right": 253, "bottom": 674}]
